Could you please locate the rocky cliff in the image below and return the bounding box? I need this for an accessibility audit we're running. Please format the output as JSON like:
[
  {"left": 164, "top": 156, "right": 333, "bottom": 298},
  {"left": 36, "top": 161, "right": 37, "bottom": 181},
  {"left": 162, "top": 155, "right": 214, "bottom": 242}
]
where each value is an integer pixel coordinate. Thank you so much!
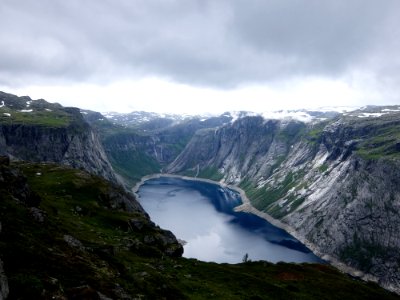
[
  {"left": 167, "top": 108, "right": 400, "bottom": 293},
  {"left": 87, "top": 110, "right": 236, "bottom": 186},
  {"left": 167, "top": 116, "right": 307, "bottom": 182},
  {"left": 0, "top": 91, "right": 118, "bottom": 183}
]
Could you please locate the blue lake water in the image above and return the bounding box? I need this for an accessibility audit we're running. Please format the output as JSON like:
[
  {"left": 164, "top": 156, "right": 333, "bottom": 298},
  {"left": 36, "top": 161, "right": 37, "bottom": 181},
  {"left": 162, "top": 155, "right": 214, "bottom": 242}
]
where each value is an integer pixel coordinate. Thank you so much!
[{"left": 138, "top": 176, "right": 323, "bottom": 264}]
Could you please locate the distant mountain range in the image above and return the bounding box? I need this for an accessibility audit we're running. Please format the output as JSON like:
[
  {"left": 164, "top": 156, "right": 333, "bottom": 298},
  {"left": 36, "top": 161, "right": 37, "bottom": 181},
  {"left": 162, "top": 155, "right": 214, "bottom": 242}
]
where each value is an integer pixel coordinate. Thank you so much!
[
  {"left": 99, "top": 105, "right": 400, "bottom": 129},
  {"left": 100, "top": 109, "right": 342, "bottom": 129}
]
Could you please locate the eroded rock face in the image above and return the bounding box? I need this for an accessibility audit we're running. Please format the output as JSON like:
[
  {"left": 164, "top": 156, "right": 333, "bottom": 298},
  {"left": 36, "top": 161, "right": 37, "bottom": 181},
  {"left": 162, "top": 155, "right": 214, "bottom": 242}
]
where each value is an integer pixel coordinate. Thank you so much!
[
  {"left": 280, "top": 153, "right": 400, "bottom": 293},
  {"left": 0, "top": 92, "right": 118, "bottom": 184},
  {"left": 167, "top": 114, "right": 400, "bottom": 293},
  {"left": 143, "top": 230, "right": 184, "bottom": 258},
  {"left": 167, "top": 117, "right": 306, "bottom": 183},
  {"left": 0, "top": 123, "right": 118, "bottom": 184},
  {"left": 98, "top": 184, "right": 147, "bottom": 214},
  {"left": 129, "top": 218, "right": 184, "bottom": 257}
]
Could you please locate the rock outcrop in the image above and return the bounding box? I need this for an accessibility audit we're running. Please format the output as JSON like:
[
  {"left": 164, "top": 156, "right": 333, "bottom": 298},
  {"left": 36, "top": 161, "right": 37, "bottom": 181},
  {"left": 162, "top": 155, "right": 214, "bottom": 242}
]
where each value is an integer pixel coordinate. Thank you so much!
[{"left": 0, "top": 92, "right": 117, "bottom": 183}]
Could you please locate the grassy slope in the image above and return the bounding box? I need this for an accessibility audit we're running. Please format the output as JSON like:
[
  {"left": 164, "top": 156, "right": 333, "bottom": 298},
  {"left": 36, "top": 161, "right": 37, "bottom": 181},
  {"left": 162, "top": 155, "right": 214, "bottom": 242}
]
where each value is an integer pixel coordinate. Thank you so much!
[
  {"left": 0, "top": 107, "right": 73, "bottom": 128},
  {"left": 0, "top": 162, "right": 399, "bottom": 299},
  {"left": 335, "top": 113, "right": 400, "bottom": 161},
  {"left": 107, "top": 145, "right": 161, "bottom": 186}
]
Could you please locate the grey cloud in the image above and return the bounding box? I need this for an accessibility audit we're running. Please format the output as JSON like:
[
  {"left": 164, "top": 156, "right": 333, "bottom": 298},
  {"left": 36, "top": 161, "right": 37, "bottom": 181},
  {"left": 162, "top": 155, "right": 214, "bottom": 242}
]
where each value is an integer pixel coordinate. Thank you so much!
[
  {"left": 230, "top": 0, "right": 399, "bottom": 76},
  {"left": 0, "top": 0, "right": 399, "bottom": 88}
]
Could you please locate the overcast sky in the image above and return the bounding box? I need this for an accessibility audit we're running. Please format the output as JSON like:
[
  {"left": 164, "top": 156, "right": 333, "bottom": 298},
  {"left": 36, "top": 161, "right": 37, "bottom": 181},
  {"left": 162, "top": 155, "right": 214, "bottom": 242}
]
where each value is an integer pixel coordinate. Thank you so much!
[{"left": 1, "top": 0, "right": 399, "bottom": 114}]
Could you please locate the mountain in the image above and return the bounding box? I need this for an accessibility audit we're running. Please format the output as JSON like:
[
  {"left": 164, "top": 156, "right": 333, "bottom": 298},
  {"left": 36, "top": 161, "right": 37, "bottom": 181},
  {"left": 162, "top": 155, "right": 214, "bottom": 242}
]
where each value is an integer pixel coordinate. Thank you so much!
[
  {"left": 103, "top": 111, "right": 186, "bottom": 130},
  {"left": 85, "top": 111, "right": 236, "bottom": 186},
  {"left": 102, "top": 111, "right": 232, "bottom": 132},
  {"left": 166, "top": 106, "right": 400, "bottom": 293},
  {"left": 96, "top": 109, "right": 349, "bottom": 187},
  {"left": 1, "top": 158, "right": 398, "bottom": 299},
  {"left": 102, "top": 109, "right": 344, "bottom": 132},
  {"left": 0, "top": 92, "right": 118, "bottom": 183},
  {"left": 97, "top": 109, "right": 343, "bottom": 187},
  {"left": 1, "top": 90, "right": 400, "bottom": 297}
]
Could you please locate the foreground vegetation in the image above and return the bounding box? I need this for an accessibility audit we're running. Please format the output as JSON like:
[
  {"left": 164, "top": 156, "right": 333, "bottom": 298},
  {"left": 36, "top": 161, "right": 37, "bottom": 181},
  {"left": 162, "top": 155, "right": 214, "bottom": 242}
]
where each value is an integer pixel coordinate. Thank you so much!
[{"left": 1, "top": 160, "right": 399, "bottom": 299}]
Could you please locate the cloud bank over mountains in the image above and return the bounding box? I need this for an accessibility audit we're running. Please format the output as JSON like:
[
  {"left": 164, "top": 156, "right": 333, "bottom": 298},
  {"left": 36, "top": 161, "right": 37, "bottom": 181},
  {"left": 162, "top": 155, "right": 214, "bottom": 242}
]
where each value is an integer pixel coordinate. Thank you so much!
[{"left": 0, "top": 0, "right": 399, "bottom": 112}]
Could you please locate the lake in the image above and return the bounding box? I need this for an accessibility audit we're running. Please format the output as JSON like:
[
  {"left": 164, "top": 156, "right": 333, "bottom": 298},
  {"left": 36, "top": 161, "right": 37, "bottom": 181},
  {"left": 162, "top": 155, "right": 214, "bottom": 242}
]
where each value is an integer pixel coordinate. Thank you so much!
[{"left": 137, "top": 176, "right": 323, "bottom": 264}]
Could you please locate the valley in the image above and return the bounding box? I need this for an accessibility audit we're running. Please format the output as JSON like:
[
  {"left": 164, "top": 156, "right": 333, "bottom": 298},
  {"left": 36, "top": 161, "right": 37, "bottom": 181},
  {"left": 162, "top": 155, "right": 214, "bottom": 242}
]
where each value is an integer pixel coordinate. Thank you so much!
[
  {"left": 1, "top": 90, "right": 400, "bottom": 298},
  {"left": 100, "top": 102, "right": 400, "bottom": 294}
]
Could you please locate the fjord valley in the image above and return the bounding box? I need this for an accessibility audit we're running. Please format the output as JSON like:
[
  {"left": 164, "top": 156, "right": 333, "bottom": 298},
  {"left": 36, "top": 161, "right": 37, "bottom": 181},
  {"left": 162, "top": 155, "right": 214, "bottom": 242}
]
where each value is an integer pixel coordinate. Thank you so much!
[
  {"left": 87, "top": 101, "right": 400, "bottom": 294},
  {"left": 1, "top": 91, "right": 400, "bottom": 299}
]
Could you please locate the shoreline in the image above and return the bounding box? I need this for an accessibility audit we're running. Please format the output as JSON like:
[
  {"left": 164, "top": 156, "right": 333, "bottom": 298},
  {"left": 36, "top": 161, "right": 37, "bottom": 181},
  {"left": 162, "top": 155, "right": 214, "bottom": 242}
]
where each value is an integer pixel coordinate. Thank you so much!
[{"left": 133, "top": 173, "right": 378, "bottom": 285}]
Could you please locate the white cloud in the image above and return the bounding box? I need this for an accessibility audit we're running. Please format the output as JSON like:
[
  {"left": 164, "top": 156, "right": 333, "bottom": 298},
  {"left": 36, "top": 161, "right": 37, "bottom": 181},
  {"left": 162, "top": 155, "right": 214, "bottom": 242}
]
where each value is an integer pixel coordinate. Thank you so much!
[{"left": 3, "top": 75, "right": 395, "bottom": 114}]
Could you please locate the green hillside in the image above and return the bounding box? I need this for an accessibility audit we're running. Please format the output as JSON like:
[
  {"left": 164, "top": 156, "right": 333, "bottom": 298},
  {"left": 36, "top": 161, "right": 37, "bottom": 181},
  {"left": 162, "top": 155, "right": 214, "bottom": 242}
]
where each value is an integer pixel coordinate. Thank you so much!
[{"left": 0, "top": 159, "right": 398, "bottom": 299}]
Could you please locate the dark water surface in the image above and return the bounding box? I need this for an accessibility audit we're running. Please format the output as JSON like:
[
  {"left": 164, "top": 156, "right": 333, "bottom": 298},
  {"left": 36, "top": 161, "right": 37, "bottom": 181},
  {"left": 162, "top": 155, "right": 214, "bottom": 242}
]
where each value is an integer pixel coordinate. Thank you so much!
[{"left": 138, "top": 176, "right": 323, "bottom": 264}]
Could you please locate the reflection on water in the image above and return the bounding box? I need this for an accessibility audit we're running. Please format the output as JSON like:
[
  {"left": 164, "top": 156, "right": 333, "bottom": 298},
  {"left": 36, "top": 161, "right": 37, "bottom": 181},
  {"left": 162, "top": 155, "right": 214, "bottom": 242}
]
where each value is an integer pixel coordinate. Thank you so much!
[{"left": 138, "top": 177, "right": 323, "bottom": 264}]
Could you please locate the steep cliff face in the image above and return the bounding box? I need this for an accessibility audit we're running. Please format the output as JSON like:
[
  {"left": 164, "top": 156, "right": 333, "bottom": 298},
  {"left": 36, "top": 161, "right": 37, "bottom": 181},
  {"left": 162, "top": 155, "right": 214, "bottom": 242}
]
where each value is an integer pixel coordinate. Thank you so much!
[
  {"left": 167, "top": 111, "right": 400, "bottom": 293},
  {"left": 277, "top": 115, "right": 400, "bottom": 293},
  {"left": 0, "top": 123, "right": 117, "bottom": 183},
  {"left": 284, "top": 158, "right": 400, "bottom": 290},
  {"left": 95, "top": 113, "right": 236, "bottom": 186},
  {"left": 0, "top": 92, "right": 117, "bottom": 183},
  {"left": 167, "top": 116, "right": 307, "bottom": 183}
]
